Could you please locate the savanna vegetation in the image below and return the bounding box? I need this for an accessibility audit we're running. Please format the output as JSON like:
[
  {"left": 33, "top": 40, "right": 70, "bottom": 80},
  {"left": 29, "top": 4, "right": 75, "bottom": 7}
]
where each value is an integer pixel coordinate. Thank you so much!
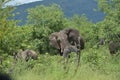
[{"left": 0, "top": 0, "right": 120, "bottom": 80}]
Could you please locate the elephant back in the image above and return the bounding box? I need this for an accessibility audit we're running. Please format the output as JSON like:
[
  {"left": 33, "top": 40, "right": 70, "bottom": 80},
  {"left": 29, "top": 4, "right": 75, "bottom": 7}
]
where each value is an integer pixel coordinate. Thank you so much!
[
  {"left": 19, "top": 50, "right": 28, "bottom": 61},
  {"left": 26, "top": 50, "right": 38, "bottom": 60},
  {"left": 16, "top": 49, "right": 38, "bottom": 61},
  {"left": 64, "top": 28, "right": 80, "bottom": 42}
]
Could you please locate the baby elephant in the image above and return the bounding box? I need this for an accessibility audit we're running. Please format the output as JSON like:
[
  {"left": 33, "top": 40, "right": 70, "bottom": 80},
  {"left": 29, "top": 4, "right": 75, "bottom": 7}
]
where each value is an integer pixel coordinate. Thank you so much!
[{"left": 14, "top": 49, "right": 38, "bottom": 61}]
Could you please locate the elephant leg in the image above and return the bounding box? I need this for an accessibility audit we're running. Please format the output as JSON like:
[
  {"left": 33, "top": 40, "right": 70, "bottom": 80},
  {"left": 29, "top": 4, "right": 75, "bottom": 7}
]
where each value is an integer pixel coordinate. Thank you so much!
[
  {"left": 63, "top": 48, "right": 69, "bottom": 69},
  {"left": 70, "top": 46, "right": 80, "bottom": 66},
  {"left": 58, "top": 49, "right": 63, "bottom": 56},
  {"left": 63, "top": 49, "right": 69, "bottom": 63},
  {"left": 70, "top": 45, "right": 80, "bottom": 53}
]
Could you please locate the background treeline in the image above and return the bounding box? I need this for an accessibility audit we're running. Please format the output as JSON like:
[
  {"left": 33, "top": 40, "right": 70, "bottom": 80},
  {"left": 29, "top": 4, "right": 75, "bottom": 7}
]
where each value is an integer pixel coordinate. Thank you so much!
[{"left": 0, "top": 0, "right": 120, "bottom": 80}]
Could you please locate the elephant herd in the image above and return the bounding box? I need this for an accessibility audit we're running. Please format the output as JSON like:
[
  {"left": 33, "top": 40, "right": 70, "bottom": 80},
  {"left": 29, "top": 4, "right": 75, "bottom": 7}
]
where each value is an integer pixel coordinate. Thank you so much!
[
  {"left": 49, "top": 28, "right": 120, "bottom": 62},
  {"left": 0, "top": 28, "right": 119, "bottom": 67},
  {"left": 9, "top": 28, "right": 85, "bottom": 67},
  {"left": 99, "top": 38, "right": 120, "bottom": 55}
]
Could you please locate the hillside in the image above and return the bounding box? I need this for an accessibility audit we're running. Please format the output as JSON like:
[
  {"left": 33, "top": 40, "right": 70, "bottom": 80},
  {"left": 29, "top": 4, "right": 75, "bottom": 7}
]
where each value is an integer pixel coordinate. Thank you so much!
[{"left": 13, "top": 0, "right": 105, "bottom": 25}]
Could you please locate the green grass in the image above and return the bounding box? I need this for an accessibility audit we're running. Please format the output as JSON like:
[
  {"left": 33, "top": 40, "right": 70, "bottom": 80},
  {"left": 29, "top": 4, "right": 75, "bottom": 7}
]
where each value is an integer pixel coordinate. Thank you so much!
[
  {"left": 1, "top": 46, "right": 120, "bottom": 80},
  {"left": 12, "top": 62, "right": 119, "bottom": 80}
]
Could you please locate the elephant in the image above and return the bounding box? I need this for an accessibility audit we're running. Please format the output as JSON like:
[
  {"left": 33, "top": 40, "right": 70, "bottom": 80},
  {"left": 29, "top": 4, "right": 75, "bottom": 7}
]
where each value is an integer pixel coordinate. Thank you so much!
[
  {"left": 49, "top": 30, "right": 80, "bottom": 66},
  {"left": 14, "top": 49, "right": 38, "bottom": 61},
  {"left": 109, "top": 41, "right": 120, "bottom": 55},
  {"left": 109, "top": 41, "right": 119, "bottom": 55},
  {"left": 63, "top": 28, "right": 85, "bottom": 50}
]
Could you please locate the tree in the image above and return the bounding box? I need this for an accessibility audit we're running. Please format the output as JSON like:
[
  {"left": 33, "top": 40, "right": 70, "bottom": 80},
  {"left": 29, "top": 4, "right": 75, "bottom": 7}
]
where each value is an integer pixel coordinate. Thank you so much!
[
  {"left": 98, "top": 0, "right": 120, "bottom": 42},
  {"left": 27, "top": 4, "right": 67, "bottom": 53},
  {"left": 68, "top": 15, "right": 98, "bottom": 47},
  {"left": 0, "top": 0, "right": 17, "bottom": 54}
]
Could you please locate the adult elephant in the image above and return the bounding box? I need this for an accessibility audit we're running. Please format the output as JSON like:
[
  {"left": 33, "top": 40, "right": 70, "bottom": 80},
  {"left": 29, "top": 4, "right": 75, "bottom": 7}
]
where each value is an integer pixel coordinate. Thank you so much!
[
  {"left": 63, "top": 28, "right": 85, "bottom": 50},
  {"left": 14, "top": 49, "right": 38, "bottom": 61},
  {"left": 109, "top": 41, "right": 119, "bottom": 55},
  {"left": 49, "top": 30, "right": 80, "bottom": 66}
]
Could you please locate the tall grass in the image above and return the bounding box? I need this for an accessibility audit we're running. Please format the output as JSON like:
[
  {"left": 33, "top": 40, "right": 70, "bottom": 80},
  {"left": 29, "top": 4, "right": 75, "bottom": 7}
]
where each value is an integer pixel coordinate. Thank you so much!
[{"left": 1, "top": 46, "right": 120, "bottom": 80}]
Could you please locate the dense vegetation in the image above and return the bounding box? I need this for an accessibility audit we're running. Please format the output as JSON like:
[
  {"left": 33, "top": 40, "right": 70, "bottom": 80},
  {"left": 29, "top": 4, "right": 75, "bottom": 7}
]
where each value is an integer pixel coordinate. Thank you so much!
[{"left": 0, "top": 0, "right": 120, "bottom": 80}]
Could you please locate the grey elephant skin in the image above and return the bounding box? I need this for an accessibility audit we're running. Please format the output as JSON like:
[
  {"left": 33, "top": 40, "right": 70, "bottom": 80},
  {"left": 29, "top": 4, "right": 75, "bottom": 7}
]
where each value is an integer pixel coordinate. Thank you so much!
[
  {"left": 49, "top": 28, "right": 85, "bottom": 55},
  {"left": 49, "top": 28, "right": 85, "bottom": 66},
  {"left": 109, "top": 41, "right": 119, "bottom": 55},
  {"left": 14, "top": 50, "right": 38, "bottom": 61},
  {"left": 63, "top": 28, "right": 85, "bottom": 50}
]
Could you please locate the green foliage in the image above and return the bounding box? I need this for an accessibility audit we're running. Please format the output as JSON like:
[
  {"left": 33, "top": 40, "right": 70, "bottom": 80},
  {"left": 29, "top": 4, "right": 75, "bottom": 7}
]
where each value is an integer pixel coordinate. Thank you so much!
[
  {"left": 0, "top": 25, "right": 32, "bottom": 54},
  {"left": 0, "top": 54, "right": 14, "bottom": 73},
  {"left": 27, "top": 4, "right": 68, "bottom": 53},
  {"left": 27, "top": 4, "right": 66, "bottom": 31},
  {"left": 0, "top": 1, "right": 120, "bottom": 80},
  {"left": 98, "top": 0, "right": 120, "bottom": 41},
  {"left": 0, "top": 1, "right": 18, "bottom": 54},
  {"left": 1, "top": 50, "right": 119, "bottom": 80},
  {"left": 68, "top": 15, "right": 100, "bottom": 47}
]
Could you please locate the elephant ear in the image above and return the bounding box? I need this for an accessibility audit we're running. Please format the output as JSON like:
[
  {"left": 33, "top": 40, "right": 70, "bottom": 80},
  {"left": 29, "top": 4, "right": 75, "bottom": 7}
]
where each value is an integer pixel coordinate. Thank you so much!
[{"left": 49, "top": 32, "right": 60, "bottom": 49}]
